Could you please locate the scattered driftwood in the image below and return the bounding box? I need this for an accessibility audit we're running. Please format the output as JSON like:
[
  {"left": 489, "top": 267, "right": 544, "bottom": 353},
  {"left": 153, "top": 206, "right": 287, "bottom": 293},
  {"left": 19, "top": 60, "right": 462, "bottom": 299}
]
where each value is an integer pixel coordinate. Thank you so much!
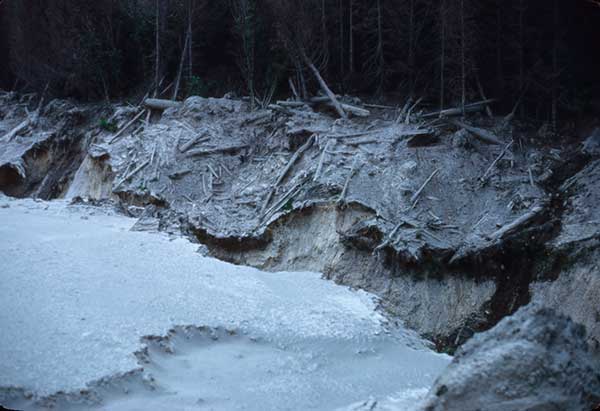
[
  {"left": 421, "top": 99, "right": 496, "bottom": 119},
  {"left": 179, "top": 132, "right": 210, "bottom": 153},
  {"left": 261, "top": 134, "right": 316, "bottom": 212},
  {"left": 109, "top": 110, "right": 146, "bottom": 144},
  {"left": 186, "top": 144, "right": 249, "bottom": 157},
  {"left": 447, "top": 119, "right": 503, "bottom": 146},
  {"left": 410, "top": 169, "right": 439, "bottom": 206},
  {"left": 302, "top": 53, "right": 347, "bottom": 119},
  {"left": 480, "top": 140, "right": 514, "bottom": 182},
  {"left": 144, "top": 98, "right": 182, "bottom": 111}
]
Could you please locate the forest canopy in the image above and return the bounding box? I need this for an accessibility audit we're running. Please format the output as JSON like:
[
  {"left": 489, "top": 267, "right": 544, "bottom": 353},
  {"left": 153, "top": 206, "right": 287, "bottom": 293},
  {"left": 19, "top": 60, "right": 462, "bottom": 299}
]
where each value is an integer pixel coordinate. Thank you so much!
[{"left": 1, "top": 0, "right": 599, "bottom": 124}]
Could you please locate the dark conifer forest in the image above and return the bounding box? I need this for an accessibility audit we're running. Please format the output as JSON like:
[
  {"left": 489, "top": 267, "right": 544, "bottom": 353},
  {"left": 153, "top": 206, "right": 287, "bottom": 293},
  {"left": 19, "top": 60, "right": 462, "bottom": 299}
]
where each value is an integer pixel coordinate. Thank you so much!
[{"left": 1, "top": 0, "right": 600, "bottom": 125}]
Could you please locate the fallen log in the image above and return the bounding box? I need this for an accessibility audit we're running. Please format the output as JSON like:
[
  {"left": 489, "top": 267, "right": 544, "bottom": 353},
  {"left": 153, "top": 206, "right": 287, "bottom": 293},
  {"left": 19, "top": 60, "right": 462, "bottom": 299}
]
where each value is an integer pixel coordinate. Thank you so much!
[
  {"left": 109, "top": 109, "right": 147, "bottom": 144},
  {"left": 410, "top": 169, "right": 439, "bottom": 206},
  {"left": 267, "top": 104, "right": 293, "bottom": 116},
  {"left": 489, "top": 204, "right": 545, "bottom": 242},
  {"left": 421, "top": 99, "right": 496, "bottom": 119},
  {"left": 341, "top": 137, "right": 379, "bottom": 146},
  {"left": 2, "top": 118, "right": 30, "bottom": 142},
  {"left": 447, "top": 119, "right": 503, "bottom": 146},
  {"left": 301, "top": 53, "right": 347, "bottom": 119},
  {"left": 179, "top": 132, "right": 210, "bottom": 153},
  {"left": 480, "top": 140, "right": 514, "bottom": 182},
  {"left": 144, "top": 98, "right": 182, "bottom": 111},
  {"left": 261, "top": 134, "right": 316, "bottom": 212},
  {"left": 308, "top": 96, "right": 370, "bottom": 117},
  {"left": 404, "top": 97, "right": 423, "bottom": 124},
  {"left": 449, "top": 202, "right": 547, "bottom": 265},
  {"left": 276, "top": 100, "right": 308, "bottom": 108},
  {"left": 314, "top": 140, "right": 333, "bottom": 181},
  {"left": 185, "top": 144, "right": 249, "bottom": 157},
  {"left": 338, "top": 157, "right": 361, "bottom": 204},
  {"left": 115, "top": 159, "right": 150, "bottom": 188},
  {"left": 262, "top": 172, "right": 311, "bottom": 222}
]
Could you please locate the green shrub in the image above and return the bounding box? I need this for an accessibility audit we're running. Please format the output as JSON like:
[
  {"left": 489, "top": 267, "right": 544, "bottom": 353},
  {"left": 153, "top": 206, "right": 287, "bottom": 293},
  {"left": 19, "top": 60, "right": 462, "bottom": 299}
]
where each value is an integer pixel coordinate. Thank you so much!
[{"left": 99, "top": 118, "right": 118, "bottom": 133}]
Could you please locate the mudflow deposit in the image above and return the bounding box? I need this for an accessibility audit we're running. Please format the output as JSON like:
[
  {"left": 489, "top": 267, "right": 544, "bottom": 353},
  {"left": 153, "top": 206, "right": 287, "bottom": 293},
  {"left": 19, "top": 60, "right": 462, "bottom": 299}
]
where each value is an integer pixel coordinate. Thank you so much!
[{"left": 1, "top": 90, "right": 600, "bottom": 410}]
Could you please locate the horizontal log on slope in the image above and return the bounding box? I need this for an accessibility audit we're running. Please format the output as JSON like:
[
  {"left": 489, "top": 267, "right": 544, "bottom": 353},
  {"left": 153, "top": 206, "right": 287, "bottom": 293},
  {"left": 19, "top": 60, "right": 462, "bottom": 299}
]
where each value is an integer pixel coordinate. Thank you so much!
[
  {"left": 185, "top": 144, "right": 249, "bottom": 157},
  {"left": 446, "top": 119, "right": 503, "bottom": 146},
  {"left": 421, "top": 99, "right": 496, "bottom": 119},
  {"left": 179, "top": 132, "right": 210, "bottom": 153},
  {"left": 489, "top": 203, "right": 546, "bottom": 242},
  {"left": 449, "top": 203, "right": 546, "bottom": 265},
  {"left": 308, "top": 96, "right": 370, "bottom": 117},
  {"left": 144, "top": 98, "right": 182, "bottom": 111}
]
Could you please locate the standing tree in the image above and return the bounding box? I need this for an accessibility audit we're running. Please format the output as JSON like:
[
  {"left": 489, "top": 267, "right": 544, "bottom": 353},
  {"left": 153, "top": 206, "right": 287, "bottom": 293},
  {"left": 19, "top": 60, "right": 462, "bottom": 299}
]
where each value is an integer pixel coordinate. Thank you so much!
[{"left": 230, "top": 0, "right": 257, "bottom": 108}]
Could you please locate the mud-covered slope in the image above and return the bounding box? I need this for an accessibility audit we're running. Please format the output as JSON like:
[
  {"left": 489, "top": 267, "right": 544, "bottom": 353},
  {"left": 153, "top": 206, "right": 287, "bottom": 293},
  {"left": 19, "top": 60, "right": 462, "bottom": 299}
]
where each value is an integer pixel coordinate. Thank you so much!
[{"left": 1, "top": 91, "right": 598, "bottom": 352}]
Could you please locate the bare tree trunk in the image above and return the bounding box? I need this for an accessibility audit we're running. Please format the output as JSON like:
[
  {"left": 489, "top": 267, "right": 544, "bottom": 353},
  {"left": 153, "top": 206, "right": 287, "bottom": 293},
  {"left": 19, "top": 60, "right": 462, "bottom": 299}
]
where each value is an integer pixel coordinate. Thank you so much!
[
  {"left": 376, "top": 0, "right": 384, "bottom": 91},
  {"left": 187, "top": 0, "right": 193, "bottom": 80},
  {"left": 518, "top": 0, "right": 525, "bottom": 118},
  {"left": 173, "top": 27, "right": 190, "bottom": 100},
  {"left": 551, "top": 0, "right": 559, "bottom": 133},
  {"left": 321, "top": 0, "right": 329, "bottom": 66},
  {"left": 495, "top": 2, "right": 504, "bottom": 101},
  {"left": 339, "top": 0, "right": 345, "bottom": 78},
  {"left": 154, "top": 0, "right": 160, "bottom": 97},
  {"left": 439, "top": 0, "right": 446, "bottom": 114},
  {"left": 408, "top": 0, "right": 415, "bottom": 97},
  {"left": 460, "top": 0, "right": 466, "bottom": 117},
  {"left": 349, "top": 0, "right": 354, "bottom": 74}
]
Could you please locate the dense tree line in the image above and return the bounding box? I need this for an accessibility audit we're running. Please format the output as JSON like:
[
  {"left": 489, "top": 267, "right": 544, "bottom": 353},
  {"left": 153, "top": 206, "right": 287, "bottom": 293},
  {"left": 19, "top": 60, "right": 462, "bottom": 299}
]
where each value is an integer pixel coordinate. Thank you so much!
[{"left": 1, "top": 0, "right": 599, "bottom": 124}]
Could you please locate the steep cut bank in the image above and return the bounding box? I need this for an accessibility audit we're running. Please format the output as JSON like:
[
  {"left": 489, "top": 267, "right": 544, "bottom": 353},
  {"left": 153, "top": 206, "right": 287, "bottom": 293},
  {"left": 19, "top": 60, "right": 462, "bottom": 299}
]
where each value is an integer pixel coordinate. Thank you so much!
[{"left": 1, "top": 90, "right": 599, "bottom": 353}]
